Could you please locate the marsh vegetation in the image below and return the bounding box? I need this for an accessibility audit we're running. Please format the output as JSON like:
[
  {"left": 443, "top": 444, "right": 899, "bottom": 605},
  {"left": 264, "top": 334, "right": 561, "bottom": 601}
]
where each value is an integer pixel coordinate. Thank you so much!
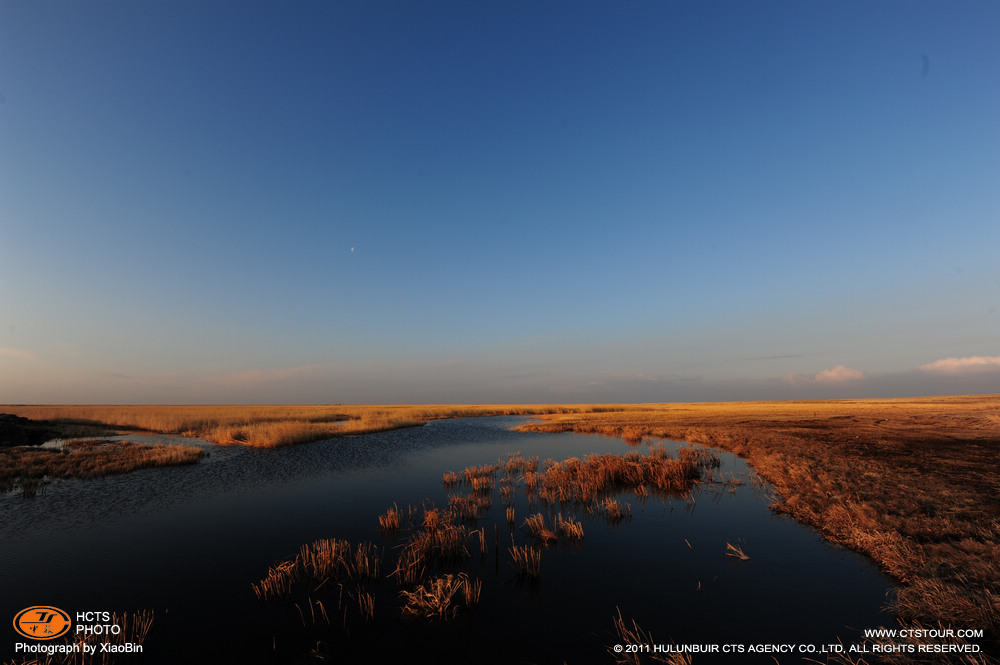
[
  {"left": 3, "top": 397, "right": 995, "bottom": 662},
  {"left": 517, "top": 395, "right": 1000, "bottom": 661},
  {"left": 249, "top": 445, "right": 731, "bottom": 660},
  {"left": 0, "top": 439, "right": 205, "bottom": 497},
  {"left": 1, "top": 404, "right": 627, "bottom": 448}
]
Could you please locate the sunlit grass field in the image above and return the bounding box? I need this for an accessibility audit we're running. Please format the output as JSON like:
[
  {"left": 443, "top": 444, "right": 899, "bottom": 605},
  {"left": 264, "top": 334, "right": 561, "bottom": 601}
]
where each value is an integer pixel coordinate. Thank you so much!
[{"left": 0, "top": 404, "right": 633, "bottom": 448}]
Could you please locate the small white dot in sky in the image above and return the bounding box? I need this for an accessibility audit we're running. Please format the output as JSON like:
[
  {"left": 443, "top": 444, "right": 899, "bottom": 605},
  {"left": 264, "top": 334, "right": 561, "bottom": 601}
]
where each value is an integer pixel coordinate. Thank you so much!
[{"left": 350, "top": 247, "right": 355, "bottom": 252}]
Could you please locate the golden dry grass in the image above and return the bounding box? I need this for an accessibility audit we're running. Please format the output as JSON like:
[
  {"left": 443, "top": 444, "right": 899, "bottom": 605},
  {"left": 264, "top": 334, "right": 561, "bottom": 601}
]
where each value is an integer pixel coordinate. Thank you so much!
[
  {"left": 611, "top": 608, "right": 690, "bottom": 665},
  {"left": 398, "top": 572, "right": 481, "bottom": 621},
  {"left": 378, "top": 503, "right": 401, "bottom": 531},
  {"left": 509, "top": 544, "right": 541, "bottom": 580},
  {"left": 1, "top": 403, "right": 626, "bottom": 448},
  {"left": 522, "top": 513, "right": 558, "bottom": 543},
  {"left": 251, "top": 537, "right": 382, "bottom": 602},
  {"left": 516, "top": 394, "right": 1000, "bottom": 656}
]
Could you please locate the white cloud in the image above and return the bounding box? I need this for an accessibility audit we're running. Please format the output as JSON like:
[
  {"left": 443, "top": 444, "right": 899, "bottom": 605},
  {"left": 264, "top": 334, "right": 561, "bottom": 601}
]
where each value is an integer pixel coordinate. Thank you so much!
[
  {"left": 814, "top": 365, "right": 865, "bottom": 383},
  {"left": 784, "top": 365, "right": 865, "bottom": 384},
  {"left": 918, "top": 355, "right": 1000, "bottom": 374},
  {"left": 0, "top": 347, "right": 39, "bottom": 361}
]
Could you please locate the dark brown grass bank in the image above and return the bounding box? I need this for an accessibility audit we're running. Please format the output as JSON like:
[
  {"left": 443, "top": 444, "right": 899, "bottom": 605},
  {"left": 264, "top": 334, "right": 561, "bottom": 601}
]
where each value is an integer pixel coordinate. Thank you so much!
[
  {"left": 0, "top": 439, "right": 205, "bottom": 496},
  {"left": 515, "top": 395, "right": 1000, "bottom": 661}
]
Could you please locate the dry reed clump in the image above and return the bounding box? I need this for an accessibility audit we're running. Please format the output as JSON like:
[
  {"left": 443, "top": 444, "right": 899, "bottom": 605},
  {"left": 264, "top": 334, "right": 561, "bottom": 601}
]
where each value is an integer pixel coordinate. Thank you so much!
[
  {"left": 399, "top": 573, "right": 482, "bottom": 622},
  {"left": 725, "top": 541, "right": 750, "bottom": 561},
  {"left": 353, "top": 592, "right": 375, "bottom": 621},
  {"left": 252, "top": 538, "right": 384, "bottom": 645},
  {"left": 391, "top": 503, "right": 478, "bottom": 586},
  {"left": 501, "top": 452, "right": 538, "bottom": 477},
  {"left": 0, "top": 439, "right": 205, "bottom": 497},
  {"left": 448, "top": 492, "right": 491, "bottom": 521},
  {"left": 509, "top": 545, "right": 541, "bottom": 580},
  {"left": 520, "top": 511, "right": 586, "bottom": 544},
  {"left": 530, "top": 448, "right": 709, "bottom": 507},
  {"left": 556, "top": 513, "right": 585, "bottom": 540},
  {"left": 522, "top": 513, "right": 558, "bottom": 543},
  {"left": 597, "top": 497, "right": 632, "bottom": 525},
  {"left": 499, "top": 484, "right": 514, "bottom": 505},
  {"left": 378, "top": 503, "right": 401, "bottom": 532},
  {"left": 252, "top": 538, "right": 380, "bottom": 602},
  {"left": 611, "top": 608, "right": 689, "bottom": 665}
]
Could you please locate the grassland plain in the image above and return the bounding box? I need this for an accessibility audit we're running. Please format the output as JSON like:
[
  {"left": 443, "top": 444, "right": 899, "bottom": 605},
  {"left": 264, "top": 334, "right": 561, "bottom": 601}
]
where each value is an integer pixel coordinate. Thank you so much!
[
  {"left": 3, "top": 397, "right": 998, "bottom": 662},
  {"left": 0, "top": 404, "right": 627, "bottom": 448},
  {"left": 515, "top": 395, "right": 1000, "bottom": 662}
]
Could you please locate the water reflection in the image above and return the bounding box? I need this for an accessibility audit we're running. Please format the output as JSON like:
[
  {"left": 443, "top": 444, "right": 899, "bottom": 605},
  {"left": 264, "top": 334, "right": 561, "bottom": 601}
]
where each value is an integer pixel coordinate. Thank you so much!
[{"left": 0, "top": 417, "right": 893, "bottom": 664}]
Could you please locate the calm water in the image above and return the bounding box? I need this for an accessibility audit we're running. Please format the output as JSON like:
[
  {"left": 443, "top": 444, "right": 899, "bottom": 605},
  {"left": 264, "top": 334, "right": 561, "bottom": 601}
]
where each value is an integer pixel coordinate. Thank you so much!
[{"left": 1, "top": 417, "right": 893, "bottom": 664}]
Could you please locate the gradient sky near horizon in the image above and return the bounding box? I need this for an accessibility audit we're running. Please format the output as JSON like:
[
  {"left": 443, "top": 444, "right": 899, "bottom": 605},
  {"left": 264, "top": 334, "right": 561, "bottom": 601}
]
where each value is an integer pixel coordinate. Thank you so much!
[{"left": 1, "top": 1, "right": 998, "bottom": 404}]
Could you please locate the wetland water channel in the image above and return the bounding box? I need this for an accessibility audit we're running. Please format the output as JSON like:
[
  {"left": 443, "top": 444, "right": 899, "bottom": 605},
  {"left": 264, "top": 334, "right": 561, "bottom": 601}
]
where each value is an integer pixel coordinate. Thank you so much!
[{"left": 1, "top": 417, "right": 893, "bottom": 664}]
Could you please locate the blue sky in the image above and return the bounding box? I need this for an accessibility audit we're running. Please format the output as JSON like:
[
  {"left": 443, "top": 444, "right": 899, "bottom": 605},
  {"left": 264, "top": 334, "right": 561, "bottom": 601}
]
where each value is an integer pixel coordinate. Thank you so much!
[{"left": 1, "top": 1, "right": 998, "bottom": 404}]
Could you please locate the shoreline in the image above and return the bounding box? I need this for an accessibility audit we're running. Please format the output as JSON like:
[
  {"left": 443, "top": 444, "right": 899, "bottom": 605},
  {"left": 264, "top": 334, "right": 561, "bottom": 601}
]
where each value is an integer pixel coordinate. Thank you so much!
[{"left": 514, "top": 395, "right": 1000, "bottom": 660}]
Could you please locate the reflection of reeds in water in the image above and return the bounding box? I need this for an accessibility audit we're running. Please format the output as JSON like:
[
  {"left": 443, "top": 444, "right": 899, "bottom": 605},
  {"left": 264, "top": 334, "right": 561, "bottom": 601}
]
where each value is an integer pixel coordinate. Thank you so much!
[
  {"left": 399, "top": 573, "right": 481, "bottom": 621},
  {"left": 352, "top": 541, "right": 380, "bottom": 580},
  {"left": 442, "top": 471, "right": 459, "bottom": 487},
  {"left": 473, "top": 527, "right": 487, "bottom": 555},
  {"left": 463, "top": 463, "right": 496, "bottom": 486},
  {"left": 470, "top": 475, "right": 494, "bottom": 493},
  {"left": 501, "top": 451, "right": 538, "bottom": 477},
  {"left": 506, "top": 506, "right": 516, "bottom": 527},
  {"left": 597, "top": 497, "right": 632, "bottom": 525},
  {"left": 448, "top": 492, "right": 491, "bottom": 521},
  {"left": 500, "top": 484, "right": 514, "bottom": 505},
  {"left": 354, "top": 591, "right": 376, "bottom": 621},
  {"left": 510, "top": 545, "right": 541, "bottom": 580}
]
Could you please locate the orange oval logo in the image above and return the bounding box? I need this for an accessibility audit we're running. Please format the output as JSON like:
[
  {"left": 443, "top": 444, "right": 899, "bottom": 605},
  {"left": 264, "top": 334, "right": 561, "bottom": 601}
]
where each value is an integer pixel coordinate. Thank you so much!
[{"left": 13, "top": 606, "right": 72, "bottom": 640}]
